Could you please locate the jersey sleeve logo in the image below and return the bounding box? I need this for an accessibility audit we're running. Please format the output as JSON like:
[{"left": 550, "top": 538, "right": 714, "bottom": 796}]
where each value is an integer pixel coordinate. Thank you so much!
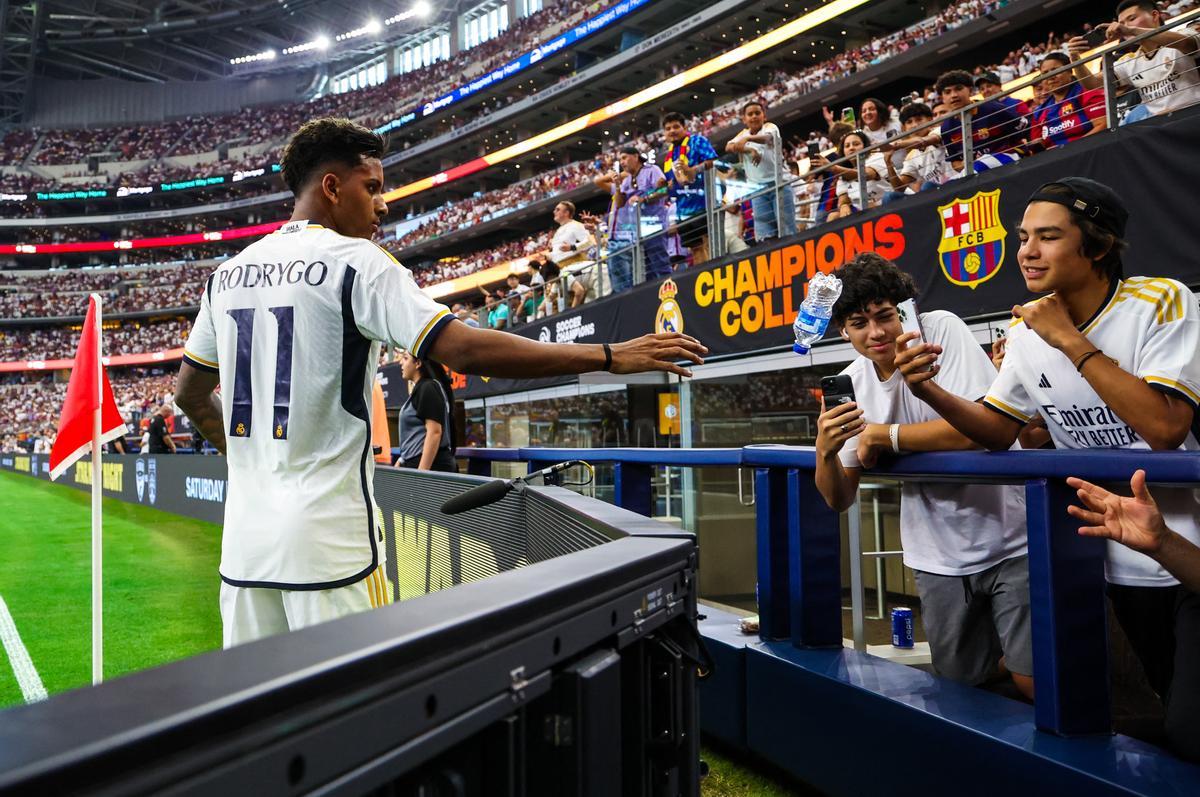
[{"left": 937, "top": 190, "right": 1005, "bottom": 290}]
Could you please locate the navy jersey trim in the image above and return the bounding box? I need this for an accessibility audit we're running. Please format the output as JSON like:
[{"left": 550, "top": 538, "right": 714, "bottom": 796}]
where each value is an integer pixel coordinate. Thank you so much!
[
  {"left": 340, "top": 266, "right": 380, "bottom": 571},
  {"left": 1146, "top": 381, "right": 1200, "bottom": 442},
  {"left": 414, "top": 312, "right": 454, "bottom": 360},
  {"left": 204, "top": 273, "right": 214, "bottom": 303},
  {"left": 981, "top": 399, "right": 1029, "bottom": 425},
  {"left": 1076, "top": 278, "right": 1121, "bottom": 332},
  {"left": 181, "top": 352, "right": 219, "bottom": 374},
  {"left": 219, "top": 563, "right": 375, "bottom": 592}
]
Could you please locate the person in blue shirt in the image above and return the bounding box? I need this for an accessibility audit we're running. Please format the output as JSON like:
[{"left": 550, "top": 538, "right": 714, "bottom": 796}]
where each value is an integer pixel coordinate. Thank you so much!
[
  {"left": 662, "top": 111, "right": 722, "bottom": 265},
  {"left": 974, "top": 71, "right": 1032, "bottom": 124},
  {"left": 900, "top": 70, "right": 1026, "bottom": 175},
  {"left": 1030, "top": 52, "right": 1108, "bottom": 149}
]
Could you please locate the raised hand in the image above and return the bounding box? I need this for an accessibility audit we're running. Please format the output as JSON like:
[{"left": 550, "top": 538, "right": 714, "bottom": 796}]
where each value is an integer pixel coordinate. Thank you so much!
[
  {"left": 608, "top": 333, "right": 707, "bottom": 378},
  {"left": 990, "top": 335, "right": 1007, "bottom": 371},
  {"left": 1066, "top": 469, "right": 1169, "bottom": 553},
  {"left": 1011, "top": 296, "right": 1083, "bottom": 352}
]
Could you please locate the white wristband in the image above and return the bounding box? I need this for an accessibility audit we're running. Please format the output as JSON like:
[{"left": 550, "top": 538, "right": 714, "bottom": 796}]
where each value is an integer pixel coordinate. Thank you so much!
[{"left": 889, "top": 423, "right": 901, "bottom": 453}]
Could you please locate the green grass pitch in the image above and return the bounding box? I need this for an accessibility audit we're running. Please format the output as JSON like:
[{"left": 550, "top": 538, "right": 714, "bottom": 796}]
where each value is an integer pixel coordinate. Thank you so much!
[
  {"left": 0, "top": 470, "right": 221, "bottom": 708},
  {"left": 0, "top": 471, "right": 803, "bottom": 794}
]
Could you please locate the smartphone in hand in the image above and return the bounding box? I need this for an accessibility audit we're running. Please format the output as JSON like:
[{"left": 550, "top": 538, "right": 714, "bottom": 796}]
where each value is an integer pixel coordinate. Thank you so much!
[
  {"left": 820, "top": 374, "right": 857, "bottom": 408},
  {"left": 807, "top": 141, "right": 821, "bottom": 158},
  {"left": 896, "top": 298, "right": 923, "bottom": 341},
  {"left": 896, "top": 298, "right": 933, "bottom": 371},
  {"left": 1083, "top": 26, "right": 1108, "bottom": 47},
  {"left": 841, "top": 107, "right": 856, "bottom": 125}
]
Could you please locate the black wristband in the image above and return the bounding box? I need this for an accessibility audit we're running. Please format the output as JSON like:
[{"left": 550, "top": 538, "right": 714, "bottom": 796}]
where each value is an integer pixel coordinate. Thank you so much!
[{"left": 602, "top": 343, "right": 613, "bottom": 372}]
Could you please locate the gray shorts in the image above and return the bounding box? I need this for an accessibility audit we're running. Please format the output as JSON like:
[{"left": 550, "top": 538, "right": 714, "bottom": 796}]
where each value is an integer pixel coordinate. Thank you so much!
[{"left": 913, "top": 554, "right": 1033, "bottom": 685}]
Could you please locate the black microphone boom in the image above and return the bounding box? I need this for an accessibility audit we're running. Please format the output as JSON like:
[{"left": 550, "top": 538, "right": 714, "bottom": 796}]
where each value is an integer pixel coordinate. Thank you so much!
[
  {"left": 440, "top": 478, "right": 515, "bottom": 515},
  {"left": 439, "top": 460, "right": 590, "bottom": 515}
]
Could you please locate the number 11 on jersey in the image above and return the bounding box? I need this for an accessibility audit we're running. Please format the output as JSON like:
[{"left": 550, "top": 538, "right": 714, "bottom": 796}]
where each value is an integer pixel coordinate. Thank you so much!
[{"left": 227, "top": 306, "right": 295, "bottom": 440}]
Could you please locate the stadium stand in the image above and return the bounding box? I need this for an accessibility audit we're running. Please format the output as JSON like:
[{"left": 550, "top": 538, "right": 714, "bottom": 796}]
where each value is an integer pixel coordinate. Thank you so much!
[
  {"left": 0, "top": 0, "right": 627, "bottom": 204},
  {"left": 6, "top": 1, "right": 1200, "bottom": 793}
]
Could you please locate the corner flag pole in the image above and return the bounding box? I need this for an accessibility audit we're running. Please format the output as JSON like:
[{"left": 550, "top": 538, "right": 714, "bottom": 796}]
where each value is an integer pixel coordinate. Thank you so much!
[{"left": 91, "top": 292, "right": 103, "bottom": 686}]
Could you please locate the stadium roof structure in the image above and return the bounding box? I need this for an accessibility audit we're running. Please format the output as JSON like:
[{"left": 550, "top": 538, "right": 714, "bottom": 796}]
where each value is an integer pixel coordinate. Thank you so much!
[{"left": 10, "top": 0, "right": 462, "bottom": 87}]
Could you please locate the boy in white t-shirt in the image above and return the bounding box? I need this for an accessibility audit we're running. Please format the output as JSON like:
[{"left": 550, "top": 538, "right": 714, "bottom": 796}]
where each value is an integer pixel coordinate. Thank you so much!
[
  {"left": 815, "top": 253, "right": 1033, "bottom": 698},
  {"left": 897, "top": 177, "right": 1200, "bottom": 760},
  {"left": 882, "top": 102, "right": 950, "bottom": 204}
]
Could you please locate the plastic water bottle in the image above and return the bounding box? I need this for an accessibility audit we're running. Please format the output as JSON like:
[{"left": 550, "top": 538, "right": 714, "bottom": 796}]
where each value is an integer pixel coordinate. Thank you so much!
[{"left": 792, "top": 271, "right": 844, "bottom": 355}]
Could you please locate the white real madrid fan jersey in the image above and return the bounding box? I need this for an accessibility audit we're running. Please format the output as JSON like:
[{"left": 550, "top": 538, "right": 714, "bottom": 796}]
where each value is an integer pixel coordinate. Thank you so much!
[
  {"left": 1114, "top": 27, "right": 1200, "bottom": 117},
  {"left": 983, "top": 277, "right": 1200, "bottom": 586},
  {"left": 183, "top": 221, "right": 453, "bottom": 589}
]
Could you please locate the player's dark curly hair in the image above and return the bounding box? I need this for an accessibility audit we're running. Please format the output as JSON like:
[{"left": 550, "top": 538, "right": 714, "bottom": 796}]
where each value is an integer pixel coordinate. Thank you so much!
[
  {"left": 1035, "top": 183, "right": 1127, "bottom": 280},
  {"left": 831, "top": 252, "right": 917, "bottom": 327},
  {"left": 280, "top": 117, "right": 385, "bottom": 195}
]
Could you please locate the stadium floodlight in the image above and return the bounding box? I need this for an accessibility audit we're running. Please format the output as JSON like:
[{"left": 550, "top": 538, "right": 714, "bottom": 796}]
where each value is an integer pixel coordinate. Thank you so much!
[
  {"left": 336, "top": 21, "right": 383, "bottom": 42},
  {"left": 229, "top": 49, "right": 276, "bottom": 65},
  {"left": 385, "top": 0, "right": 431, "bottom": 25}
]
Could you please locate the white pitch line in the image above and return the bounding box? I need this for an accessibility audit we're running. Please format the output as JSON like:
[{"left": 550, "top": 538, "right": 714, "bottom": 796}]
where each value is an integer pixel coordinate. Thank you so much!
[{"left": 0, "top": 595, "right": 47, "bottom": 703}]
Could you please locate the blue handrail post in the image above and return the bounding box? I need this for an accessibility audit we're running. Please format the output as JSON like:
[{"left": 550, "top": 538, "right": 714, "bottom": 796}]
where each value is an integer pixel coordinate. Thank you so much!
[
  {"left": 788, "top": 468, "right": 843, "bottom": 648},
  {"left": 755, "top": 467, "right": 791, "bottom": 640},
  {"left": 614, "top": 462, "right": 653, "bottom": 516},
  {"left": 1026, "top": 477, "right": 1112, "bottom": 736}
]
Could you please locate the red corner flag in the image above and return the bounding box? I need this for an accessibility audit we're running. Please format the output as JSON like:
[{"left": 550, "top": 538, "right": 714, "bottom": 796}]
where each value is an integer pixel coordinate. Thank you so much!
[{"left": 49, "top": 294, "right": 127, "bottom": 481}]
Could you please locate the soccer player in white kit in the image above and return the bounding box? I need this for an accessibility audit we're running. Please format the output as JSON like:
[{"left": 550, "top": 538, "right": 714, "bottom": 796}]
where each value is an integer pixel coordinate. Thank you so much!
[
  {"left": 174, "top": 119, "right": 707, "bottom": 647},
  {"left": 896, "top": 177, "right": 1200, "bottom": 762}
]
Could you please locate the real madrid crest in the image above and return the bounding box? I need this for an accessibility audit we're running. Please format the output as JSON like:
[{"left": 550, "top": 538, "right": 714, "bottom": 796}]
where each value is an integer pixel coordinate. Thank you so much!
[{"left": 655, "top": 278, "right": 684, "bottom": 335}]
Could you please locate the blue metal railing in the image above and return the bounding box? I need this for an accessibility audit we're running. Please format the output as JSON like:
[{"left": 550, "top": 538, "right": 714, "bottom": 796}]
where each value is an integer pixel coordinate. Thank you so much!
[{"left": 452, "top": 444, "right": 1200, "bottom": 740}]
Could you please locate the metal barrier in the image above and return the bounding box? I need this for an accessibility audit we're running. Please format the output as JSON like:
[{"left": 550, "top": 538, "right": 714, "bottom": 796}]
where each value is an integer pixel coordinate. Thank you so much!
[{"left": 455, "top": 445, "right": 1200, "bottom": 741}]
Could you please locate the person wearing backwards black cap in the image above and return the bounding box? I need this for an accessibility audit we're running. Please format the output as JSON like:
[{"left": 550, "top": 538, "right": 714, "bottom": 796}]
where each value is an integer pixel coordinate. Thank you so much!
[{"left": 896, "top": 176, "right": 1200, "bottom": 761}]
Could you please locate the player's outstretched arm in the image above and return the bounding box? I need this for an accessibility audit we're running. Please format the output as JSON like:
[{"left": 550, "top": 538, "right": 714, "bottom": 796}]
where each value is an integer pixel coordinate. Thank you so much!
[
  {"left": 175, "top": 362, "right": 227, "bottom": 455},
  {"left": 429, "top": 321, "right": 707, "bottom": 379}
]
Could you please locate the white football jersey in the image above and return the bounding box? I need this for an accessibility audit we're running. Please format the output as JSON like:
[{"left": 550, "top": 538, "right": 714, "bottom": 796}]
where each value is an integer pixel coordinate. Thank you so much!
[
  {"left": 838, "top": 311, "right": 1027, "bottom": 576},
  {"left": 183, "top": 221, "right": 453, "bottom": 589},
  {"left": 1114, "top": 27, "right": 1200, "bottom": 116},
  {"left": 983, "top": 277, "right": 1200, "bottom": 586}
]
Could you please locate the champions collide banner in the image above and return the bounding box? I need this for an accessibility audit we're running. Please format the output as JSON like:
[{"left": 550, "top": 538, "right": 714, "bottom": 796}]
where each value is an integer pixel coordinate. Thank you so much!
[{"left": 454, "top": 110, "right": 1200, "bottom": 400}]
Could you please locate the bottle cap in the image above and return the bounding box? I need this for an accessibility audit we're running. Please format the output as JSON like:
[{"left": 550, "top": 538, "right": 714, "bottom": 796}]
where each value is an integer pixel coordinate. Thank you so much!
[{"left": 792, "top": 342, "right": 810, "bottom": 355}]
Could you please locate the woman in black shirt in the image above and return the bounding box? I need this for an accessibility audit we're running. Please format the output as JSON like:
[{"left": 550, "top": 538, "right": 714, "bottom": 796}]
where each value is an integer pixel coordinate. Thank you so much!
[{"left": 396, "top": 353, "right": 456, "bottom": 472}]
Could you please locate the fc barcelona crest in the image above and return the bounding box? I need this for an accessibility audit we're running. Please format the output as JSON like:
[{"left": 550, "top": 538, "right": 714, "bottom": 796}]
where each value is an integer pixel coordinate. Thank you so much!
[{"left": 937, "top": 190, "right": 1005, "bottom": 290}]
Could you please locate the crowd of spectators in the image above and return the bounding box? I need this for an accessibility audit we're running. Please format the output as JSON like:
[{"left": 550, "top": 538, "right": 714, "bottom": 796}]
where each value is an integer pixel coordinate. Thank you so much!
[
  {"left": 4, "top": 0, "right": 1197, "bottom": 305},
  {"left": 382, "top": 0, "right": 1024, "bottom": 255},
  {"left": 0, "top": 129, "right": 39, "bottom": 165},
  {"left": 0, "top": 262, "right": 211, "bottom": 318},
  {"left": 0, "top": 370, "right": 177, "bottom": 444},
  {"left": 393, "top": 159, "right": 605, "bottom": 250},
  {"left": 0, "top": 318, "right": 190, "bottom": 361},
  {"left": 0, "top": 0, "right": 612, "bottom": 199}
]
